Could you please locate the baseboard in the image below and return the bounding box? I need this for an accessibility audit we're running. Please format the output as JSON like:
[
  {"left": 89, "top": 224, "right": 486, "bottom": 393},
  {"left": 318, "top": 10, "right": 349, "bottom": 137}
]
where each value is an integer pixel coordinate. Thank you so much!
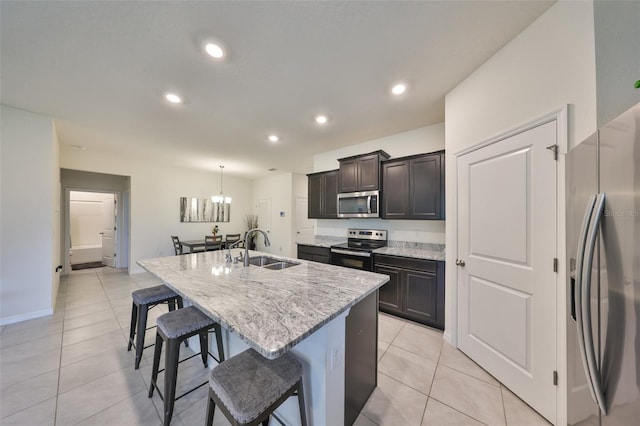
[{"left": 0, "top": 308, "right": 54, "bottom": 326}]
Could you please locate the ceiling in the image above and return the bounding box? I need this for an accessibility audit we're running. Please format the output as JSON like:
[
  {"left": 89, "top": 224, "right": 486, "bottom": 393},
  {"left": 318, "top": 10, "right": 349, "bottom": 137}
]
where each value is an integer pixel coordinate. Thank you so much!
[{"left": 1, "top": 1, "right": 554, "bottom": 179}]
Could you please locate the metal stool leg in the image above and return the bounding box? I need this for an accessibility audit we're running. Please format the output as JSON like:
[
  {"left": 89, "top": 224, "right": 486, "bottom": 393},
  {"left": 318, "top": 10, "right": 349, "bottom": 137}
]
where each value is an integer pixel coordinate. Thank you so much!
[
  {"left": 205, "top": 388, "right": 216, "bottom": 426},
  {"left": 127, "top": 302, "right": 137, "bottom": 351},
  {"left": 297, "top": 379, "right": 307, "bottom": 426},
  {"left": 198, "top": 332, "right": 209, "bottom": 368},
  {"left": 134, "top": 303, "right": 148, "bottom": 369},
  {"left": 163, "top": 338, "right": 180, "bottom": 426},
  {"left": 148, "top": 333, "right": 163, "bottom": 398},
  {"left": 214, "top": 323, "right": 225, "bottom": 363}
]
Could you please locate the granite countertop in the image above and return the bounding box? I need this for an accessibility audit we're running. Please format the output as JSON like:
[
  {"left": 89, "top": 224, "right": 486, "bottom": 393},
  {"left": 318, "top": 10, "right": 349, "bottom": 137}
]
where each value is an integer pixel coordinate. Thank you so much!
[
  {"left": 295, "top": 235, "right": 346, "bottom": 248},
  {"left": 373, "top": 242, "right": 446, "bottom": 261},
  {"left": 137, "top": 250, "right": 388, "bottom": 359}
]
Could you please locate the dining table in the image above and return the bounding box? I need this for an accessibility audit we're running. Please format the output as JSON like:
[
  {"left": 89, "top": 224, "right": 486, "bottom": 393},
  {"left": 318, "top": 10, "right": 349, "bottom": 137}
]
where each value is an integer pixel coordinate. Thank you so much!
[{"left": 180, "top": 237, "right": 223, "bottom": 253}]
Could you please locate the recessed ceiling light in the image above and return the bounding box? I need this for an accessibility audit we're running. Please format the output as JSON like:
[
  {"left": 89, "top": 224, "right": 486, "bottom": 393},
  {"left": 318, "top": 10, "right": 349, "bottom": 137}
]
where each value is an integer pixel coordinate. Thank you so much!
[
  {"left": 391, "top": 83, "right": 407, "bottom": 95},
  {"left": 205, "top": 43, "right": 225, "bottom": 59},
  {"left": 165, "top": 93, "right": 182, "bottom": 104},
  {"left": 314, "top": 115, "right": 328, "bottom": 125},
  {"left": 268, "top": 134, "right": 279, "bottom": 143}
]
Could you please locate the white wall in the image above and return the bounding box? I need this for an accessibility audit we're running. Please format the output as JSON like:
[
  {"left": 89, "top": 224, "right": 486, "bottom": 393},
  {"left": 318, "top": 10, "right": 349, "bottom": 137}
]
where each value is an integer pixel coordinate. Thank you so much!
[
  {"left": 313, "top": 123, "right": 446, "bottom": 243},
  {"left": 69, "top": 191, "right": 112, "bottom": 247},
  {"left": 251, "top": 172, "right": 295, "bottom": 257},
  {"left": 1, "top": 105, "right": 60, "bottom": 324},
  {"left": 61, "top": 147, "right": 253, "bottom": 273}
]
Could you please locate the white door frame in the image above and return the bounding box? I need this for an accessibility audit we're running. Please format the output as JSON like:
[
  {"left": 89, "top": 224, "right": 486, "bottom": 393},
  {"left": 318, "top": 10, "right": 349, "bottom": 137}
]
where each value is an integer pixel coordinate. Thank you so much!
[{"left": 448, "top": 105, "right": 569, "bottom": 425}]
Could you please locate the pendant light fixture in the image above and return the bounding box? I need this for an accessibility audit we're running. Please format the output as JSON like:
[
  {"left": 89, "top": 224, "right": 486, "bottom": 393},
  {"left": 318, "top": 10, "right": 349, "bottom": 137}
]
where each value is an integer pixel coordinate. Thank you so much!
[{"left": 211, "top": 165, "right": 232, "bottom": 204}]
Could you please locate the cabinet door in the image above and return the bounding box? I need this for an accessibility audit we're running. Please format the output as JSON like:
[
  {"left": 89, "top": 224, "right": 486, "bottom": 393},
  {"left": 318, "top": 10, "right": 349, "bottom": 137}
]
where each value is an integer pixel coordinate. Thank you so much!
[
  {"left": 403, "top": 269, "right": 440, "bottom": 328},
  {"left": 307, "top": 174, "right": 322, "bottom": 219},
  {"left": 322, "top": 170, "right": 339, "bottom": 218},
  {"left": 410, "top": 153, "right": 443, "bottom": 219},
  {"left": 382, "top": 160, "right": 410, "bottom": 218},
  {"left": 374, "top": 264, "right": 403, "bottom": 314},
  {"left": 358, "top": 154, "right": 380, "bottom": 191},
  {"left": 312, "top": 254, "right": 331, "bottom": 264},
  {"left": 339, "top": 159, "right": 358, "bottom": 193}
]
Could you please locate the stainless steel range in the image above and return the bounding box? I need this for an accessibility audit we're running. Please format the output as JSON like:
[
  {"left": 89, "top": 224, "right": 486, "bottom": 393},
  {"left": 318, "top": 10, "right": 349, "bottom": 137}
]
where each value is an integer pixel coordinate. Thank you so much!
[{"left": 330, "top": 229, "right": 387, "bottom": 271}]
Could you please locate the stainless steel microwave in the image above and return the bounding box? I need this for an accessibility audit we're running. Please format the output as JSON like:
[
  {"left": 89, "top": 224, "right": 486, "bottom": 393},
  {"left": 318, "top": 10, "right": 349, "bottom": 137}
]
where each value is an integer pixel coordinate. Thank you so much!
[{"left": 337, "top": 190, "right": 379, "bottom": 218}]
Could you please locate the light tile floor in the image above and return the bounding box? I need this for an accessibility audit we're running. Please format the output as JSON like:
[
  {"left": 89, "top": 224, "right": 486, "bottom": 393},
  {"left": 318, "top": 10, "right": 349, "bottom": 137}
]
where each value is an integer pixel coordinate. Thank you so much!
[{"left": 0, "top": 268, "right": 551, "bottom": 426}]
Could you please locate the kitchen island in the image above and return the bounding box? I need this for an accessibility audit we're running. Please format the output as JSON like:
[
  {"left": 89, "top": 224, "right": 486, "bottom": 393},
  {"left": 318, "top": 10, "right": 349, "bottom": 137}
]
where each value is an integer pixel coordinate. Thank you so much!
[{"left": 138, "top": 249, "right": 388, "bottom": 425}]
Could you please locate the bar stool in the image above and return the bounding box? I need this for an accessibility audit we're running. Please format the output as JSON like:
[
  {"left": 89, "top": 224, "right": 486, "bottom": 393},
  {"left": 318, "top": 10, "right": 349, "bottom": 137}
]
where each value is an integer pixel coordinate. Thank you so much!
[
  {"left": 205, "top": 348, "right": 307, "bottom": 426},
  {"left": 128, "top": 285, "right": 184, "bottom": 369},
  {"left": 148, "top": 305, "right": 225, "bottom": 426}
]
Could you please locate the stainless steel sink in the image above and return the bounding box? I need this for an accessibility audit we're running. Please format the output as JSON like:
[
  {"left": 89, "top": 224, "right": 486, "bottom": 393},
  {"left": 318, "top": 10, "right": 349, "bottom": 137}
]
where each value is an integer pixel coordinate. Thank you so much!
[
  {"left": 248, "top": 256, "right": 300, "bottom": 270},
  {"left": 248, "top": 256, "right": 280, "bottom": 266},
  {"left": 263, "top": 261, "right": 300, "bottom": 270}
]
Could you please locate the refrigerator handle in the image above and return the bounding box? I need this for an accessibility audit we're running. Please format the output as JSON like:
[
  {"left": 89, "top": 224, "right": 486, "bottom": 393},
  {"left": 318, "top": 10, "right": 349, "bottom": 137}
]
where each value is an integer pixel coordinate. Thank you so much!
[
  {"left": 574, "top": 195, "right": 597, "bottom": 404},
  {"left": 581, "top": 193, "right": 608, "bottom": 415}
]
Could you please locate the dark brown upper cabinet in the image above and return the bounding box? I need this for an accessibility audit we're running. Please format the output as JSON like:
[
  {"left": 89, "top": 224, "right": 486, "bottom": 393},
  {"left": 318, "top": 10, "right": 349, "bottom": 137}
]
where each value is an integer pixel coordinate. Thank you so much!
[
  {"left": 381, "top": 150, "right": 445, "bottom": 220},
  {"left": 307, "top": 169, "right": 339, "bottom": 219},
  {"left": 338, "top": 150, "right": 390, "bottom": 193}
]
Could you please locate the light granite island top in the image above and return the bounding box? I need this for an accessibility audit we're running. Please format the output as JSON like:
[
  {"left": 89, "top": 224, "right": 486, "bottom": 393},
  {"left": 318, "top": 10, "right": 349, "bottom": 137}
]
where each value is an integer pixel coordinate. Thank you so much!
[
  {"left": 138, "top": 249, "right": 388, "bottom": 425},
  {"left": 138, "top": 249, "right": 388, "bottom": 359}
]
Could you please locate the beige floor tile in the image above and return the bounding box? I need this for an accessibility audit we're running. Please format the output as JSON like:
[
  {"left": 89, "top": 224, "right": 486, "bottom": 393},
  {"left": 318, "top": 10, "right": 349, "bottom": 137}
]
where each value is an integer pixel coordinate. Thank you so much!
[
  {"left": 63, "top": 308, "right": 116, "bottom": 332},
  {"left": 362, "top": 373, "right": 428, "bottom": 426},
  {"left": 438, "top": 342, "right": 499, "bottom": 386},
  {"left": 0, "top": 322, "right": 63, "bottom": 349},
  {"left": 378, "top": 340, "right": 390, "bottom": 361},
  {"left": 0, "top": 347, "right": 61, "bottom": 390},
  {"left": 58, "top": 348, "right": 135, "bottom": 394},
  {"left": 402, "top": 321, "right": 444, "bottom": 339},
  {"left": 174, "top": 395, "right": 232, "bottom": 426},
  {"left": 392, "top": 326, "right": 443, "bottom": 363},
  {"left": 62, "top": 317, "right": 121, "bottom": 347},
  {"left": 502, "top": 387, "right": 551, "bottom": 426},
  {"left": 378, "top": 313, "right": 405, "bottom": 344},
  {"left": 430, "top": 365, "right": 505, "bottom": 426},
  {"left": 378, "top": 345, "right": 437, "bottom": 395},
  {"left": 422, "top": 398, "right": 484, "bottom": 426},
  {"left": 74, "top": 390, "right": 161, "bottom": 426},
  {"left": 61, "top": 329, "right": 127, "bottom": 367},
  {"left": 0, "top": 332, "right": 62, "bottom": 364},
  {"left": 0, "top": 396, "right": 57, "bottom": 426},
  {"left": 56, "top": 368, "right": 147, "bottom": 425},
  {"left": 64, "top": 301, "right": 112, "bottom": 319},
  {"left": 353, "top": 413, "right": 379, "bottom": 426},
  {"left": 0, "top": 370, "right": 59, "bottom": 418}
]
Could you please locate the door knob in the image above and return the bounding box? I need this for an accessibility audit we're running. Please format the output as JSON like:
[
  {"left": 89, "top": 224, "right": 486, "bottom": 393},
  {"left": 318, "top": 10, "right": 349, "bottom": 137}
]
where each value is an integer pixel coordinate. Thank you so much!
[{"left": 455, "top": 259, "right": 466, "bottom": 267}]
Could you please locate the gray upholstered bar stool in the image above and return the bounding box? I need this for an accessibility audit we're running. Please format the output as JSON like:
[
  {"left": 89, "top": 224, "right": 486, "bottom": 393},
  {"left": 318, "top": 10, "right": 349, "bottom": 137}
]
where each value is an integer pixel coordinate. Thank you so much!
[
  {"left": 128, "top": 285, "right": 184, "bottom": 369},
  {"left": 148, "top": 305, "right": 225, "bottom": 426},
  {"left": 205, "top": 349, "right": 307, "bottom": 426}
]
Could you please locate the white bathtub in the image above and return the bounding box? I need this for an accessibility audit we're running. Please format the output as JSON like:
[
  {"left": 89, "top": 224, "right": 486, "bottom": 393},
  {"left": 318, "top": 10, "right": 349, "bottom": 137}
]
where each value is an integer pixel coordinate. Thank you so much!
[{"left": 70, "top": 244, "right": 102, "bottom": 265}]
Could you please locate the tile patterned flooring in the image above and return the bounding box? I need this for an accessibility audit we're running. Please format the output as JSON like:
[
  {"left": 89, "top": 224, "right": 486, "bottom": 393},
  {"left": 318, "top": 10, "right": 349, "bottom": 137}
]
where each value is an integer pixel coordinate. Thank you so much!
[{"left": 0, "top": 268, "right": 551, "bottom": 425}]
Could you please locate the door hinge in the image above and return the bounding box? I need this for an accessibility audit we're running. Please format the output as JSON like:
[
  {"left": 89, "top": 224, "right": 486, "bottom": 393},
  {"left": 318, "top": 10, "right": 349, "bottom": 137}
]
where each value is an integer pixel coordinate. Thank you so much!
[
  {"left": 553, "top": 370, "right": 558, "bottom": 386},
  {"left": 553, "top": 258, "right": 558, "bottom": 273},
  {"left": 114, "top": 226, "right": 117, "bottom": 231},
  {"left": 113, "top": 253, "right": 116, "bottom": 257},
  {"left": 546, "top": 144, "right": 559, "bottom": 160}
]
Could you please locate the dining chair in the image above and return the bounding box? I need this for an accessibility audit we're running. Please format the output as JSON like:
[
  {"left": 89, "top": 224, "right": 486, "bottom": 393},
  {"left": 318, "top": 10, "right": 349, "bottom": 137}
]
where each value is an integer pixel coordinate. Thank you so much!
[
  {"left": 225, "top": 233, "right": 242, "bottom": 248},
  {"left": 171, "top": 235, "right": 182, "bottom": 255},
  {"left": 205, "top": 235, "right": 223, "bottom": 251}
]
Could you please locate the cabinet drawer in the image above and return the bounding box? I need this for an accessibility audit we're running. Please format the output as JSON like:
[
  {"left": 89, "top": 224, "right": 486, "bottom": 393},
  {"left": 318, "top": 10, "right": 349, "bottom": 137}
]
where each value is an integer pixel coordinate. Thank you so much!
[{"left": 374, "top": 254, "right": 436, "bottom": 272}]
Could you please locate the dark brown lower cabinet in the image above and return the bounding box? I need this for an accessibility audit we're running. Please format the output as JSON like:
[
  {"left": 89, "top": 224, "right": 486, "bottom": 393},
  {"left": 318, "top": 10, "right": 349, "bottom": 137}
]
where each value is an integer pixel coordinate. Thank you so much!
[
  {"left": 374, "top": 254, "right": 444, "bottom": 329},
  {"left": 296, "top": 244, "right": 331, "bottom": 264},
  {"left": 345, "top": 291, "right": 378, "bottom": 426}
]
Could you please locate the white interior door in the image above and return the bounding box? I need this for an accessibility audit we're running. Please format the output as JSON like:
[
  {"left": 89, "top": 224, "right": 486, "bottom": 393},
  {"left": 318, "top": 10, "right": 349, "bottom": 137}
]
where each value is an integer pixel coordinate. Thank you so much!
[
  {"left": 456, "top": 120, "right": 558, "bottom": 422},
  {"left": 101, "top": 194, "right": 116, "bottom": 267}
]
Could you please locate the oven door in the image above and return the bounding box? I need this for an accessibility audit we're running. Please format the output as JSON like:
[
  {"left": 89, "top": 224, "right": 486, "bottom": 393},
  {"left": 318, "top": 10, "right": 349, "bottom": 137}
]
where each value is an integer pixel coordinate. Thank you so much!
[{"left": 330, "top": 248, "right": 373, "bottom": 271}]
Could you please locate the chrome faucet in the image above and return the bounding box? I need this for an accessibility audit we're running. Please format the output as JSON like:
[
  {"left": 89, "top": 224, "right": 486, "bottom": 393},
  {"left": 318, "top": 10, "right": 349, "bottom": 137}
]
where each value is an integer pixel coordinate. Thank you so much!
[
  {"left": 225, "top": 239, "right": 244, "bottom": 263},
  {"left": 243, "top": 228, "right": 270, "bottom": 266}
]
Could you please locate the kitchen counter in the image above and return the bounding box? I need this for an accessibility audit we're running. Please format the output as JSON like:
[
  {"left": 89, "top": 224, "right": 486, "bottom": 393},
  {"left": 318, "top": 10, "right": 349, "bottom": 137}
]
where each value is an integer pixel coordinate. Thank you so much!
[
  {"left": 374, "top": 241, "right": 446, "bottom": 261},
  {"left": 295, "top": 235, "right": 346, "bottom": 247},
  {"left": 137, "top": 249, "right": 388, "bottom": 425}
]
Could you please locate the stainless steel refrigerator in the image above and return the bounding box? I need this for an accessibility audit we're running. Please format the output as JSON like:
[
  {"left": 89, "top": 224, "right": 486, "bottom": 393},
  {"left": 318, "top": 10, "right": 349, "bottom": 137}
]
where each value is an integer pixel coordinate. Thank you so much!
[{"left": 567, "top": 102, "right": 640, "bottom": 425}]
